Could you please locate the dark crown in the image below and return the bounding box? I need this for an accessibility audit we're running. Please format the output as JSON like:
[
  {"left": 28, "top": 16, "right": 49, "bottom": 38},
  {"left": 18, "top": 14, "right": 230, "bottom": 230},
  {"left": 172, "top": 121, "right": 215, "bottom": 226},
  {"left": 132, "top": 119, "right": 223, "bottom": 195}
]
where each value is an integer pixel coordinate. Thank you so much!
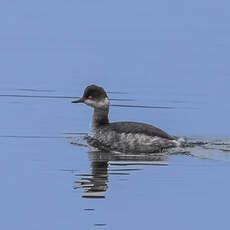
[{"left": 83, "top": 85, "right": 108, "bottom": 100}]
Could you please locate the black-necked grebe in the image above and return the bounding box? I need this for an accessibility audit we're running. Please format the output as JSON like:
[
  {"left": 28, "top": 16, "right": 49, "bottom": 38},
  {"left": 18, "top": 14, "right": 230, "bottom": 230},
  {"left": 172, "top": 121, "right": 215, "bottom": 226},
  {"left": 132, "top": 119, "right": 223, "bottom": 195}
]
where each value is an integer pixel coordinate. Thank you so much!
[{"left": 72, "top": 85, "right": 179, "bottom": 153}]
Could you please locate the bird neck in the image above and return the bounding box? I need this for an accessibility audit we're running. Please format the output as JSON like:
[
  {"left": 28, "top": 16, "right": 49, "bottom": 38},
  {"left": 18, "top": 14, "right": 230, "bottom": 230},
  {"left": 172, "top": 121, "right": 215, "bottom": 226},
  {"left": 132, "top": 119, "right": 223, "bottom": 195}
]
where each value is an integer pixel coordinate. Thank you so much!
[{"left": 92, "top": 107, "right": 109, "bottom": 128}]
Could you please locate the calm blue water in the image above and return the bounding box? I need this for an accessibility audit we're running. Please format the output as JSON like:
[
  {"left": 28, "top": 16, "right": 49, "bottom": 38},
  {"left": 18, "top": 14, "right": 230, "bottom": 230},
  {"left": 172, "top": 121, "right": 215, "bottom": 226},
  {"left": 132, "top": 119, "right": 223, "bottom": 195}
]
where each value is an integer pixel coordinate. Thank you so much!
[{"left": 1, "top": 1, "right": 230, "bottom": 229}]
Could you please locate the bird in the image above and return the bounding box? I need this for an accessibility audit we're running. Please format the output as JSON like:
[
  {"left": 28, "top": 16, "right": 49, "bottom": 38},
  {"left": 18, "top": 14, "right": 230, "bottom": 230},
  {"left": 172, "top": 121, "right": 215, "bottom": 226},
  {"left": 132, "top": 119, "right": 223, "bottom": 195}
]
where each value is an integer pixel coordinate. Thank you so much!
[{"left": 72, "top": 85, "right": 179, "bottom": 153}]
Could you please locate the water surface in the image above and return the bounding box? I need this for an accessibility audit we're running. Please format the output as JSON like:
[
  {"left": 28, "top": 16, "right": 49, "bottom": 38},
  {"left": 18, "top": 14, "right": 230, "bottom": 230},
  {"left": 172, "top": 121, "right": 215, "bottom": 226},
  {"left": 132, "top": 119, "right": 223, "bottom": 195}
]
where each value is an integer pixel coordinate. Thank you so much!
[{"left": 1, "top": 0, "right": 230, "bottom": 229}]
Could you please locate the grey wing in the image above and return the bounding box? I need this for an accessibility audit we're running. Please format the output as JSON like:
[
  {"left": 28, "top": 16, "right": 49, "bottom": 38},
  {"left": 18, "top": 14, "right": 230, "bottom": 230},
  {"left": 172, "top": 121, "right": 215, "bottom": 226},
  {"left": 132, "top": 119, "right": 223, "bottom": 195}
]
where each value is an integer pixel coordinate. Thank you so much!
[{"left": 107, "top": 122, "right": 174, "bottom": 140}]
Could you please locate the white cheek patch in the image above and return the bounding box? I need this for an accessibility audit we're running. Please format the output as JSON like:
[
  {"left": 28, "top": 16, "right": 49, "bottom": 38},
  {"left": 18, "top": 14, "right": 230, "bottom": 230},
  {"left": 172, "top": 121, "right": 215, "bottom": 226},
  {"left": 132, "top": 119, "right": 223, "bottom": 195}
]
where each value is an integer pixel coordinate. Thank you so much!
[
  {"left": 85, "top": 99, "right": 96, "bottom": 107},
  {"left": 84, "top": 97, "right": 110, "bottom": 108}
]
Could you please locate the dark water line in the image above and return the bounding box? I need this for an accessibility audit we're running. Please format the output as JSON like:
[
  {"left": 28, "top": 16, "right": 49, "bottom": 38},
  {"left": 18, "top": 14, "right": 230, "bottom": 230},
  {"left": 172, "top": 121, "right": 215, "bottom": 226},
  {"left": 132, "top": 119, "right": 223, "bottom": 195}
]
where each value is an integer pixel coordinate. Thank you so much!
[
  {"left": 109, "top": 168, "right": 142, "bottom": 171},
  {"left": 107, "top": 91, "right": 128, "bottom": 94},
  {"left": 59, "top": 169, "right": 79, "bottom": 172},
  {"left": 16, "top": 88, "right": 56, "bottom": 92},
  {"left": 0, "top": 94, "right": 79, "bottom": 99},
  {"left": 2, "top": 94, "right": 199, "bottom": 109},
  {"left": 75, "top": 174, "right": 94, "bottom": 177},
  {"left": 82, "top": 196, "right": 105, "bottom": 199},
  {"left": 111, "top": 104, "right": 174, "bottom": 109},
  {"left": 64, "top": 132, "right": 87, "bottom": 135},
  {"left": 111, "top": 104, "right": 199, "bottom": 110},
  {"left": 0, "top": 135, "right": 65, "bottom": 139},
  {"left": 111, "top": 98, "right": 136, "bottom": 101},
  {"left": 94, "top": 224, "right": 107, "bottom": 226},
  {"left": 110, "top": 163, "right": 168, "bottom": 166},
  {"left": 109, "top": 172, "right": 130, "bottom": 175},
  {"left": 0, "top": 94, "right": 134, "bottom": 101}
]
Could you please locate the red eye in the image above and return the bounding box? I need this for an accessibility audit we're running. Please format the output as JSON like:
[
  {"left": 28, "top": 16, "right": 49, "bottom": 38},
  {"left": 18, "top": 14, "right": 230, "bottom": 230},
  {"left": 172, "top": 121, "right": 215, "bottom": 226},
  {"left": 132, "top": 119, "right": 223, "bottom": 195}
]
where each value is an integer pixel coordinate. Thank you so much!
[{"left": 88, "top": 95, "right": 92, "bottom": 99}]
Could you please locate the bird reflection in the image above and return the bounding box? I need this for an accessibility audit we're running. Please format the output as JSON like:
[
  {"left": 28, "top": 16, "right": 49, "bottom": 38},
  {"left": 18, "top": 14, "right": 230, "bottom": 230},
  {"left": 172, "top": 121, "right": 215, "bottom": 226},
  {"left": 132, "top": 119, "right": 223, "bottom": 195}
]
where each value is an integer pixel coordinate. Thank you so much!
[
  {"left": 73, "top": 150, "right": 168, "bottom": 199},
  {"left": 74, "top": 160, "right": 108, "bottom": 199},
  {"left": 69, "top": 134, "right": 230, "bottom": 199}
]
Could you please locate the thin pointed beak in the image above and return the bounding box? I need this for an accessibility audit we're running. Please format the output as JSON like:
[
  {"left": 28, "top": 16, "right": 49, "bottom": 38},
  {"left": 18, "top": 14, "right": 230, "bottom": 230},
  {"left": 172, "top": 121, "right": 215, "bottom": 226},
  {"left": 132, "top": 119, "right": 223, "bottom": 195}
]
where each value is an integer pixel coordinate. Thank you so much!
[{"left": 72, "top": 98, "right": 84, "bottom": 103}]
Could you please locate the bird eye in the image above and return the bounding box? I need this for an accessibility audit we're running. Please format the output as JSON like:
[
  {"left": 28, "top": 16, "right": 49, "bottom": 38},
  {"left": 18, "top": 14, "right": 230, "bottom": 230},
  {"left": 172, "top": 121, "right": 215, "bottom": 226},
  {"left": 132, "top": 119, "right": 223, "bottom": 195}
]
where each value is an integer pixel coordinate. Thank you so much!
[{"left": 88, "top": 95, "right": 92, "bottom": 99}]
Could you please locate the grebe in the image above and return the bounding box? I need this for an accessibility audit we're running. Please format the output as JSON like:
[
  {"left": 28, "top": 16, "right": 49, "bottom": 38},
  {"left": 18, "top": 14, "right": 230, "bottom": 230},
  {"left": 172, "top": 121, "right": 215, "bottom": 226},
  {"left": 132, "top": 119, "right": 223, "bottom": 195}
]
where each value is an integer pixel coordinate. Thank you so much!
[{"left": 72, "top": 85, "right": 178, "bottom": 153}]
